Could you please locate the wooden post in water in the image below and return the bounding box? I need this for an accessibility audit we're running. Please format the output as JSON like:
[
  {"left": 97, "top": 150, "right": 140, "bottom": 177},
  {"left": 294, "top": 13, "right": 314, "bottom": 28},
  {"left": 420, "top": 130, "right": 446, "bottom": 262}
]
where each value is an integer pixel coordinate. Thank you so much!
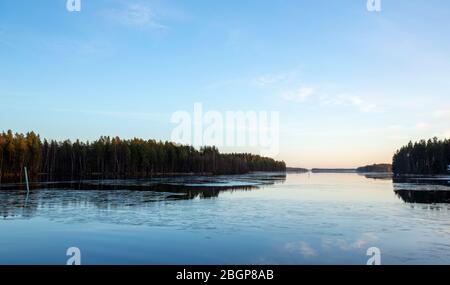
[{"left": 24, "top": 167, "right": 30, "bottom": 195}]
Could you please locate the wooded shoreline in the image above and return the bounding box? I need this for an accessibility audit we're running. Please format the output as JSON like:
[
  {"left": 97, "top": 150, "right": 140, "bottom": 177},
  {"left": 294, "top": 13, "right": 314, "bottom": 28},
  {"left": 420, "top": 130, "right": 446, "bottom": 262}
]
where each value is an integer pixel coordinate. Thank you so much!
[
  {"left": 0, "top": 130, "right": 286, "bottom": 184},
  {"left": 393, "top": 137, "right": 450, "bottom": 175}
]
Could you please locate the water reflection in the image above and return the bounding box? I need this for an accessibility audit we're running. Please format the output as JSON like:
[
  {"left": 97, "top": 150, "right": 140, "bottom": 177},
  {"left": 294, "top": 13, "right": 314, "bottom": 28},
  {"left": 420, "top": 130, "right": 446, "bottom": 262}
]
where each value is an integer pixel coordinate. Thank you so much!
[
  {"left": 394, "top": 176, "right": 450, "bottom": 204},
  {"left": 1, "top": 172, "right": 449, "bottom": 265},
  {"left": 358, "top": 173, "right": 393, "bottom": 180},
  {"left": 0, "top": 173, "right": 286, "bottom": 219}
]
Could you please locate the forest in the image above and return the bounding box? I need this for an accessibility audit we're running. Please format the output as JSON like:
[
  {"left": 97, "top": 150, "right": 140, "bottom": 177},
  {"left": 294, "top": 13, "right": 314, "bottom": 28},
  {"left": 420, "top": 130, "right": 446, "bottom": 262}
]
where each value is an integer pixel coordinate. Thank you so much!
[
  {"left": 0, "top": 130, "right": 286, "bottom": 183},
  {"left": 392, "top": 137, "right": 450, "bottom": 175},
  {"left": 356, "top": 164, "right": 392, "bottom": 173}
]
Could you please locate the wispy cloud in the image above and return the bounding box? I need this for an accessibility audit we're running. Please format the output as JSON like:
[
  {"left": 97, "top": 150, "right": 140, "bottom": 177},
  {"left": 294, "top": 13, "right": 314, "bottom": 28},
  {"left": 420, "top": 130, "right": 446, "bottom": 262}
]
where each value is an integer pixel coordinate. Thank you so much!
[
  {"left": 104, "top": 2, "right": 167, "bottom": 29},
  {"left": 252, "top": 70, "right": 299, "bottom": 88},
  {"left": 281, "top": 87, "right": 315, "bottom": 103},
  {"left": 321, "top": 94, "right": 377, "bottom": 113},
  {"left": 202, "top": 69, "right": 299, "bottom": 91},
  {"left": 252, "top": 70, "right": 380, "bottom": 112},
  {"left": 253, "top": 73, "right": 291, "bottom": 88}
]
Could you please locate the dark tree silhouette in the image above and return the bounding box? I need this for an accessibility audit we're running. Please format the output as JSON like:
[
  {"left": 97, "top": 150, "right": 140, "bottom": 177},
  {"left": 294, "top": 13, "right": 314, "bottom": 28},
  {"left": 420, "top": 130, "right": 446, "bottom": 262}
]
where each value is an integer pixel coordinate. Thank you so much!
[
  {"left": 0, "top": 130, "right": 286, "bottom": 183},
  {"left": 356, "top": 164, "right": 392, "bottom": 173},
  {"left": 392, "top": 137, "right": 450, "bottom": 175}
]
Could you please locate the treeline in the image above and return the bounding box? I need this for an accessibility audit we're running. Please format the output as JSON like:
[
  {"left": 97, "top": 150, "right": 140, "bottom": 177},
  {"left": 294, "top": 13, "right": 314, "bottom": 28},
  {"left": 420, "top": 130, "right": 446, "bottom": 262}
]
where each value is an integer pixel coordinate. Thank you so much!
[
  {"left": 286, "top": 167, "right": 309, "bottom": 173},
  {"left": 0, "top": 130, "right": 286, "bottom": 183},
  {"left": 356, "top": 164, "right": 392, "bottom": 173},
  {"left": 311, "top": 168, "right": 356, "bottom": 173},
  {"left": 392, "top": 137, "right": 450, "bottom": 175}
]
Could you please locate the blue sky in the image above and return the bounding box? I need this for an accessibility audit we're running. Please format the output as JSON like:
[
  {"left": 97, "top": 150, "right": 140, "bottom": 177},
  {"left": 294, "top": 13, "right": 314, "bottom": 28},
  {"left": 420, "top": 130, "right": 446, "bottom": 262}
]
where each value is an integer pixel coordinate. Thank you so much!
[{"left": 1, "top": 0, "right": 450, "bottom": 167}]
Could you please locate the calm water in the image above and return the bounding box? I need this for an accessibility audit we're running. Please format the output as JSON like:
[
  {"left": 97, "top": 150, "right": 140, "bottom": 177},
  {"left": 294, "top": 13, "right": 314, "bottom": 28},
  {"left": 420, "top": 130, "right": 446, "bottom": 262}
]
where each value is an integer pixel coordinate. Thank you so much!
[{"left": 0, "top": 173, "right": 449, "bottom": 265}]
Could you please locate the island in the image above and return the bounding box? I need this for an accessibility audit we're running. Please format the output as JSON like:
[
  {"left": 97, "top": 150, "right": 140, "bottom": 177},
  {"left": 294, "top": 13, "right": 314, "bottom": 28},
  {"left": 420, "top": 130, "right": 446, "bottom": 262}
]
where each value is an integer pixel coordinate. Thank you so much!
[
  {"left": 286, "top": 167, "right": 309, "bottom": 173},
  {"left": 309, "top": 164, "right": 392, "bottom": 174},
  {"left": 311, "top": 168, "right": 356, "bottom": 173},
  {"left": 356, "top": 164, "right": 392, "bottom": 173}
]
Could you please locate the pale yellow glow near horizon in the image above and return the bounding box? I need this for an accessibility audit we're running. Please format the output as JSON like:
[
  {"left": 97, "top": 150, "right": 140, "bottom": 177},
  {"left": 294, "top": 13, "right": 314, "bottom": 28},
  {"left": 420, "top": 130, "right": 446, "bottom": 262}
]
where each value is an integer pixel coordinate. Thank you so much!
[{"left": 276, "top": 135, "right": 450, "bottom": 169}]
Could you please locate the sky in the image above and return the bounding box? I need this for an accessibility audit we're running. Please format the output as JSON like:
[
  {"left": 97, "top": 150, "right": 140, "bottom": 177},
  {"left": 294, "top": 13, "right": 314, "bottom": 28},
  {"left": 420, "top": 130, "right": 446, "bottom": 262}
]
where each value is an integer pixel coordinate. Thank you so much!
[{"left": 1, "top": 0, "right": 450, "bottom": 168}]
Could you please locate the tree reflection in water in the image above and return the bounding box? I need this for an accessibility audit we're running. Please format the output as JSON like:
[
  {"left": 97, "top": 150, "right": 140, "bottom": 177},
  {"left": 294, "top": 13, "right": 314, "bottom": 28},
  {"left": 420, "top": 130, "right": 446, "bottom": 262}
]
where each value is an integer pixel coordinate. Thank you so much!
[
  {"left": 393, "top": 176, "right": 450, "bottom": 204},
  {"left": 0, "top": 173, "right": 286, "bottom": 219}
]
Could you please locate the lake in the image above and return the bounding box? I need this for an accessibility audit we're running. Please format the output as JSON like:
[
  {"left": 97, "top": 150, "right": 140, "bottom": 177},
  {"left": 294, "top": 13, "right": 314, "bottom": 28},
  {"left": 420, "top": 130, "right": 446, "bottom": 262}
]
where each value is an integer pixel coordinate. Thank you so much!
[{"left": 0, "top": 173, "right": 449, "bottom": 265}]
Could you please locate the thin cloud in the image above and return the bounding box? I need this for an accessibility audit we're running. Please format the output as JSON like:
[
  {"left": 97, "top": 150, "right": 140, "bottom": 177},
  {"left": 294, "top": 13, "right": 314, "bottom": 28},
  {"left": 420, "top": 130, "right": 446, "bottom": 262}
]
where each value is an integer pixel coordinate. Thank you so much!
[
  {"left": 321, "top": 94, "right": 377, "bottom": 113},
  {"left": 252, "top": 70, "right": 299, "bottom": 88},
  {"left": 281, "top": 87, "right": 315, "bottom": 103},
  {"left": 203, "top": 69, "right": 299, "bottom": 91},
  {"left": 253, "top": 73, "right": 290, "bottom": 88},
  {"left": 104, "top": 2, "right": 167, "bottom": 29}
]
